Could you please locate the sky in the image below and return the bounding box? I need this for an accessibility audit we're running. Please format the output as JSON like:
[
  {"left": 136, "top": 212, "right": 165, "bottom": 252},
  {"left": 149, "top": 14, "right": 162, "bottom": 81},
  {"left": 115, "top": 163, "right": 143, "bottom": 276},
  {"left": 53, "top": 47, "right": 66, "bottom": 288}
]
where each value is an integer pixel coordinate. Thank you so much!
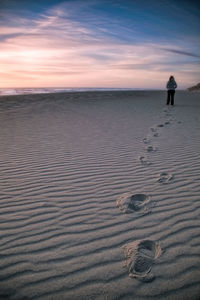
[{"left": 0, "top": 0, "right": 200, "bottom": 89}]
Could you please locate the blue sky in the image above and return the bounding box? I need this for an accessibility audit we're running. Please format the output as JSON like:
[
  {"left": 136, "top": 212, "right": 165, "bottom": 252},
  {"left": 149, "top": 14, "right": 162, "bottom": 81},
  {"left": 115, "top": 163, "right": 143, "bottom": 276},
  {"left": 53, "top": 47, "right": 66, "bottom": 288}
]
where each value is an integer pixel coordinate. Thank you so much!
[{"left": 0, "top": 0, "right": 199, "bottom": 88}]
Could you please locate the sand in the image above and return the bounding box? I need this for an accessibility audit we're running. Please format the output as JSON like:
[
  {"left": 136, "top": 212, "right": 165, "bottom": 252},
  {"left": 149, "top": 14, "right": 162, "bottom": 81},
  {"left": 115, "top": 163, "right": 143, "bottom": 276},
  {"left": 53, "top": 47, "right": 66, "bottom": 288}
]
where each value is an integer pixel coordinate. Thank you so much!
[{"left": 0, "top": 90, "right": 200, "bottom": 299}]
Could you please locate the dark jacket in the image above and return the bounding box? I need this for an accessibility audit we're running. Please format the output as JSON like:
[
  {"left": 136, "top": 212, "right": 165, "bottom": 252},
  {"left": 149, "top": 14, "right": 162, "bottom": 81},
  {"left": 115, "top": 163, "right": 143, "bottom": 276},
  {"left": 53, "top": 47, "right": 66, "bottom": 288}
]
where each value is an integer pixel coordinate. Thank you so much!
[{"left": 166, "top": 79, "right": 177, "bottom": 90}]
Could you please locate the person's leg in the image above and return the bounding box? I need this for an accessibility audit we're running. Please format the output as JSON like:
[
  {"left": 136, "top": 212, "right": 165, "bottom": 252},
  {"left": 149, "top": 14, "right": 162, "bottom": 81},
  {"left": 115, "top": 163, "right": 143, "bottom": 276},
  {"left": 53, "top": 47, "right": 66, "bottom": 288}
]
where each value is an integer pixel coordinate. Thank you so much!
[
  {"left": 169, "top": 90, "right": 172, "bottom": 105},
  {"left": 171, "top": 90, "right": 175, "bottom": 105},
  {"left": 167, "top": 90, "right": 170, "bottom": 105}
]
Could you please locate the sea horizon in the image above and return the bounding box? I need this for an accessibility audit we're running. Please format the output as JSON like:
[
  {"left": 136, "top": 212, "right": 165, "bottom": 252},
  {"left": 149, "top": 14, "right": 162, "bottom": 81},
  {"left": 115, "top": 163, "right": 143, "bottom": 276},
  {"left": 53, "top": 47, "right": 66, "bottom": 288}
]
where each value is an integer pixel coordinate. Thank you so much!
[{"left": 0, "top": 87, "right": 164, "bottom": 96}]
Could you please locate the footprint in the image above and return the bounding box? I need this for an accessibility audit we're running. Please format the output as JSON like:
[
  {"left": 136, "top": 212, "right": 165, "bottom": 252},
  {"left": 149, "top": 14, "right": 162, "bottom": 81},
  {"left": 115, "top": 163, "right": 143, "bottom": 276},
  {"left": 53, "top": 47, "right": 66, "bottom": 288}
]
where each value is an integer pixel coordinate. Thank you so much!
[
  {"left": 150, "top": 127, "right": 157, "bottom": 132},
  {"left": 123, "top": 239, "right": 162, "bottom": 281},
  {"left": 157, "top": 172, "right": 173, "bottom": 183},
  {"left": 143, "top": 137, "right": 150, "bottom": 144},
  {"left": 145, "top": 145, "right": 156, "bottom": 152},
  {"left": 153, "top": 132, "right": 159, "bottom": 137},
  {"left": 164, "top": 121, "right": 170, "bottom": 125},
  {"left": 177, "top": 121, "right": 182, "bottom": 124},
  {"left": 138, "top": 156, "right": 151, "bottom": 166},
  {"left": 116, "top": 192, "right": 150, "bottom": 214},
  {"left": 157, "top": 124, "right": 164, "bottom": 128}
]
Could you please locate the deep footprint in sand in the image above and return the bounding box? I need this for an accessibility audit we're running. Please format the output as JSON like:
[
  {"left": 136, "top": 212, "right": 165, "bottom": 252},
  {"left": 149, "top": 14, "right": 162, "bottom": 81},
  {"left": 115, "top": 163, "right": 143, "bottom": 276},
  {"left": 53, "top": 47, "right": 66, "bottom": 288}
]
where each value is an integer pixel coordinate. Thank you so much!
[
  {"left": 157, "top": 172, "right": 173, "bottom": 183},
  {"left": 117, "top": 193, "right": 151, "bottom": 214},
  {"left": 150, "top": 127, "right": 157, "bottom": 132},
  {"left": 123, "top": 239, "right": 162, "bottom": 281},
  {"left": 146, "top": 145, "right": 157, "bottom": 152},
  {"left": 138, "top": 156, "right": 151, "bottom": 166},
  {"left": 153, "top": 132, "right": 159, "bottom": 137},
  {"left": 157, "top": 124, "right": 164, "bottom": 128},
  {"left": 143, "top": 137, "right": 150, "bottom": 144}
]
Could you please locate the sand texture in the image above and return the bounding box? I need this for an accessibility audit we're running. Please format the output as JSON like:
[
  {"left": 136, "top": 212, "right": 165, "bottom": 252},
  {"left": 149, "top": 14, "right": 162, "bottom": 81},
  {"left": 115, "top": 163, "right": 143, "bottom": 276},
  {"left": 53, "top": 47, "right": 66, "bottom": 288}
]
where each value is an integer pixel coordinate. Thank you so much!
[{"left": 0, "top": 91, "right": 200, "bottom": 299}]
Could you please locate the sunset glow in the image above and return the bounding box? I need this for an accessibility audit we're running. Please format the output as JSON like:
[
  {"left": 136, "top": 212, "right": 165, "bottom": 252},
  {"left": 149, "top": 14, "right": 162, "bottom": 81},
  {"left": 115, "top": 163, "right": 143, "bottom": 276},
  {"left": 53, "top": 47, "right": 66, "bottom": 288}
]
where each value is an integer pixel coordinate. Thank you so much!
[{"left": 0, "top": 0, "right": 199, "bottom": 89}]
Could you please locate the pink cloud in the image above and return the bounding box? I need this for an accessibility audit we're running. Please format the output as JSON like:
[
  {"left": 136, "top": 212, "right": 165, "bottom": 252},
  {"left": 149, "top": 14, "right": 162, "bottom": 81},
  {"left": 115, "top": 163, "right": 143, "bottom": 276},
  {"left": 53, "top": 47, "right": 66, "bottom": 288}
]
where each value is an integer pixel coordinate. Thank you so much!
[{"left": 0, "top": 5, "right": 199, "bottom": 88}]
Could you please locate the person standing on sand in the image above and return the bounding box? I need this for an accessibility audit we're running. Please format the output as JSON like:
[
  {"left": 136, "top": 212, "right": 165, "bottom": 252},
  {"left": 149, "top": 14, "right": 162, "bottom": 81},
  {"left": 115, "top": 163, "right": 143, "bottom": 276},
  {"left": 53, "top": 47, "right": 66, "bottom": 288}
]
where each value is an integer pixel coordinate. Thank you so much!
[{"left": 166, "top": 75, "right": 177, "bottom": 105}]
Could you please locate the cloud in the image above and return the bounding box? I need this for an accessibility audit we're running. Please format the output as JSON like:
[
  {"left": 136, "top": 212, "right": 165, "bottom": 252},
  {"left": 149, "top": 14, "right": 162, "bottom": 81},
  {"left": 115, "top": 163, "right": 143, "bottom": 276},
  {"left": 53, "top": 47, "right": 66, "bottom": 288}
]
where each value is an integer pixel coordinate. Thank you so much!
[
  {"left": 161, "top": 48, "right": 200, "bottom": 58},
  {"left": 0, "top": 33, "right": 25, "bottom": 42},
  {"left": 114, "top": 63, "right": 155, "bottom": 71},
  {"left": 0, "top": 1, "right": 199, "bottom": 88}
]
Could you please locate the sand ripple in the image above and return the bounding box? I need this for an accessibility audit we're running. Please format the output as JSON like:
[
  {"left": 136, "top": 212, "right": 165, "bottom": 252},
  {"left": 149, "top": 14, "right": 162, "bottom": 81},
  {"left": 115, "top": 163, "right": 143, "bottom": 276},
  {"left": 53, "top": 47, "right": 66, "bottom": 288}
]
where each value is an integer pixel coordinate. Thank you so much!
[{"left": 0, "top": 91, "right": 200, "bottom": 299}]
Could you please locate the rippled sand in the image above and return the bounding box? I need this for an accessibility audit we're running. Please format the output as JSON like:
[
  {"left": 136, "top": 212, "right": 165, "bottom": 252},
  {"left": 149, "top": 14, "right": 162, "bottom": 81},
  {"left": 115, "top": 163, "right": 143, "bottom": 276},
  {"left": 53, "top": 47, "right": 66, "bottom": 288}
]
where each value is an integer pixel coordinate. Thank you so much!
[{"left": 0, "top": 91, "right": 200, "bottom": 299}]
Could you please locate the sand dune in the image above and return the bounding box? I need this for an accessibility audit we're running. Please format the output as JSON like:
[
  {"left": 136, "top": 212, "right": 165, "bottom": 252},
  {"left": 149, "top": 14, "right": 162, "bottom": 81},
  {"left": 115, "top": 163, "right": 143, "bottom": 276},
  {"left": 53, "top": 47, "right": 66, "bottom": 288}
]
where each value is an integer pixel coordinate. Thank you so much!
[
  {"left": 0, "top": 91, "right": 200, "bottom": 299},
  {"left": 188, "top": 83, "right": 200, "bottom": 92}
]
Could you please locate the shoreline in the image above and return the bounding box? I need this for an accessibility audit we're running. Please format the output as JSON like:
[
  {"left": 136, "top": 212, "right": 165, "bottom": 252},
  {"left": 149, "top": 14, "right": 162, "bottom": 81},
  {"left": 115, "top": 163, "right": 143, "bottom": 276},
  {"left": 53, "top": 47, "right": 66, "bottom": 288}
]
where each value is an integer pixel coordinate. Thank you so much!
[{"left": 0, "top": 89, "right": 188, "bottom": 100}]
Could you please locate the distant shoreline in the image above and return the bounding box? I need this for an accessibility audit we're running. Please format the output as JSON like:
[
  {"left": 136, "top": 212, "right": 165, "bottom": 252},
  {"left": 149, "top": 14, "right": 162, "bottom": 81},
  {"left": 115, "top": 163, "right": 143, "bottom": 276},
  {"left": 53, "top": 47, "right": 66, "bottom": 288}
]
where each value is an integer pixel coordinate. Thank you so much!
[
  {"left": 0, "top": 88, "right": 187, "bottom": 97},
  {"left": 0, "top": 87, "right": 164, "bottom": 97}
]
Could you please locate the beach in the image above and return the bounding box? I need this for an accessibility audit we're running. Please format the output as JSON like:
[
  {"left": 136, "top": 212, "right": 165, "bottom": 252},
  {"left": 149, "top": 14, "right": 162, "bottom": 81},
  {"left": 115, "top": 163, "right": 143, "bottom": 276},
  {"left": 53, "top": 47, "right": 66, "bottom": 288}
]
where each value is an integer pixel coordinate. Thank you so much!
[{"left": 0, "top": 90, "right": 200, "bottom": 299}]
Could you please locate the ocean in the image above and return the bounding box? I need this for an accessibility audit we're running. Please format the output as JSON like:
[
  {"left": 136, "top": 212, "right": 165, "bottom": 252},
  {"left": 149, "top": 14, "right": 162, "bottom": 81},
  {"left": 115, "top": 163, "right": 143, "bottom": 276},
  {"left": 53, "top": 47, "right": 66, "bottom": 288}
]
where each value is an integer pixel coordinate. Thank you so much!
[{"left": 0, "top": 87, "right": 146, "bottom": 96}]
